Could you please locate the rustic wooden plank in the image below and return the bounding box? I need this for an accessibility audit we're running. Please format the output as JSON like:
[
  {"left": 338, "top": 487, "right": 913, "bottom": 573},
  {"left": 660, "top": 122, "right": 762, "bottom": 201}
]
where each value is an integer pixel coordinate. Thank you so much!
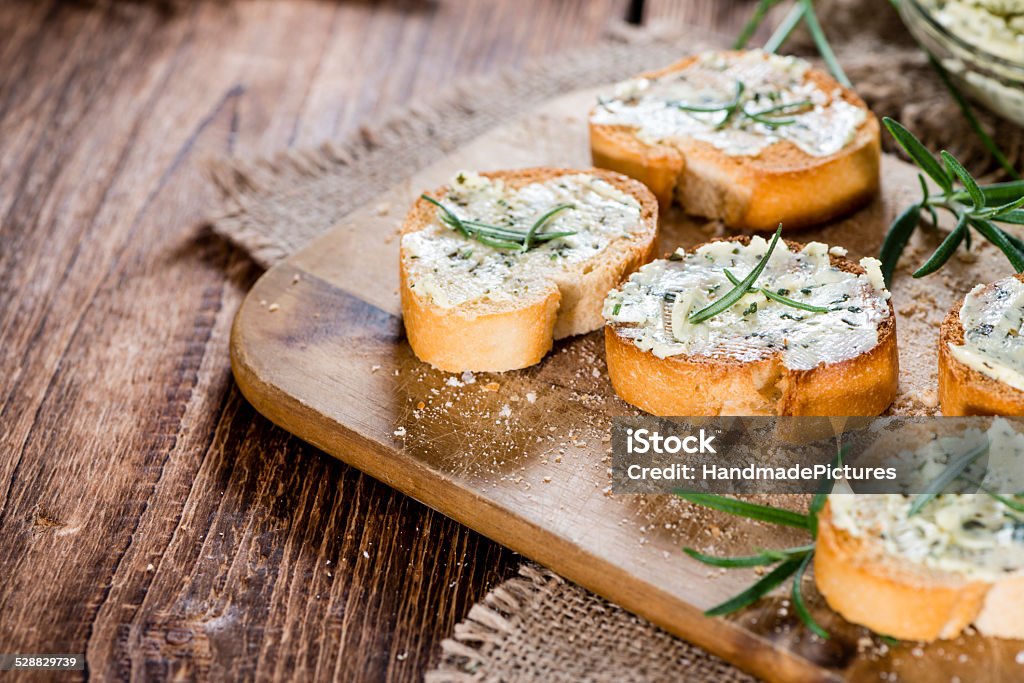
[
  {"left": 0, "top": 1, "right": 628, "bottom": 681},
  {"left": 644, "top": 0, "right": 777, "bottom": 44}
]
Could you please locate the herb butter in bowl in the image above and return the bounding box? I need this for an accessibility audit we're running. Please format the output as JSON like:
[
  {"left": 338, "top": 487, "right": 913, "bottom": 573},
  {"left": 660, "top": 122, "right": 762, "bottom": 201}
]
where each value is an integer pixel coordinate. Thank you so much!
[{"left": 901, "top": 0, "right": 1024, "bottom": 126}]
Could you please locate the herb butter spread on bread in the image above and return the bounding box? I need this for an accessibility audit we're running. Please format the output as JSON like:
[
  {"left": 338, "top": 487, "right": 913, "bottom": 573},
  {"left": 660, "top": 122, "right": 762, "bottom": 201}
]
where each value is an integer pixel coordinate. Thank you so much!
[
  {"left": 940, "top": 274, "right": 1024, "bottom": 416},
  {"left": 592, "top": 51, "right": 864, "bottom": 158},
  {"left": 829, "top": 494, "right": 1024, "bottom": 582},
  {"left": 950, "top": 276, "right": 1024, "bottom": 391},
  {"left": 817, "top": 489, "right": 1024, "bottom": 641},
  {"left": 400, "top": 168, "right": 658, "bottom": 373},
  {"left": 589, "top": 50, "right": 880, "bottom": 231},
  {"left": 602, "top": 236, "right": 898, "bottom": 416}
]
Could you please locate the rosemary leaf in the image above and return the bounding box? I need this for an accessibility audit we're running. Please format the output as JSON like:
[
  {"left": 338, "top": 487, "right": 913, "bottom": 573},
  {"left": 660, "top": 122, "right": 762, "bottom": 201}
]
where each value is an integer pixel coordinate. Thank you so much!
[
  {"left": 792, "top": 552, "right": 830, "bottom": 639},
  {"left": 676, "top": 492, "right": 811, "bottom": 529},
  {"left": 957, "top": 475, "right": 1024, "bottom": 514},
  {"left": 916, "top": 173, "right": 930, "bottom": 204},
  {"left": 909, "top": 438, "right": 990, "bottom": 516},
  {"left": 912, "top": 214, "right": 967, "bottom": 278},
  {"left": 808, "top": 442, "right": 850, "bottom": 537},
  {"left": 800, "top": 0, "right": 850, "bottom": 87},
  {"left": 423, "top": 195, "right": 577, "bottom": 252},
  {"left": 969, "top": 217, "right": 1024, "bottom": 272},
  {"left": 997, "top": 211, "right": 1024, "bottom": 226},
  {"left": 705, "top": 558, "right": 803, "bottom": 616},
  {"left": 684, "top": 545, "right": 813, "bottom": 569},
  {"left": 763, "top": 2, "right": 806, "bottom": 54},
  {"left": 941, "top": 151, "right": 985, "bottom": 210},
  {"left": 998, "top": 226, "right": 1024, "bottom": 255},
  {"left": 746, "top": 113, "right": 795, "bottom": 128},
  {"left": 674, "top": 82, "right": 811, "bottom": 131},
  {"left": 879, "top": 203, "right": 922, "bottom": 286},
  {"left": 461, "top": 219, "right": 575, "bottom": 242},
  {"left": 957, "top": 180, "right": 1024, "bottom": 205},
  {"left": 689, "top": 225, "right": 783, "bottom": 324},
  {"left": 752, "top": 100, "right": 813, "bottom": 117},
  {"left": 468, "top": 233, "right": 526, "bottom": 251},
  {"left": 674, "top": 101, "right": 734, "bottom": 114},
  {"left": 734, "top": 0, "right": 781, "bottom": 49},
  {"left": 723, "top": 269, "right": 829, "bottom": 313},
  {"left": 882, "top": 118, "right": 952, "bottom": 192},
  {"left": 984, "top": 491, "right": 1024, "bottom": 514},
  {"left": 979, "top": 195, "right": 1024, "bottom": 219},
  {"left": 422, "top": 195, "right": 471, "bottom": 237},
  {"left": 523, "top": 203, "right": 574, "bottom": 252},
  {"left": 460, "top": 220, "right": 533, "bottom": 237}
]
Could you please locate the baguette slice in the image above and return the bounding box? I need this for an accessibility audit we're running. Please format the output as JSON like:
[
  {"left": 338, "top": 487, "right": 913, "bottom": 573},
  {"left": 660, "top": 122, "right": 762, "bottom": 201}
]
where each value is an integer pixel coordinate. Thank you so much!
[
  {"left": 400, "top": 168, "right": 658, "bottom": 372},
  {"left": 589, "top": 50, "right": 880, "bottom": 231},
  {"left": 815, "top": 497, "right": 1024, "bottom": 641},
  {"left": 940, "top": 274, "right": 1024, "bottom": 416},
  {"left": 603, "top": 236, "right": 898, "bottom": 416}
]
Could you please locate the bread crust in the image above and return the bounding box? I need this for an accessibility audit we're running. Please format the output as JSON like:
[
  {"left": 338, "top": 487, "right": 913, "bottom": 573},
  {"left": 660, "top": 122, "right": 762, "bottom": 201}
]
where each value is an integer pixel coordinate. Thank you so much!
[
  {"left": 939, "top": 274, "right": 1024, "bottom": 416},
  {"left": 814, "top": 501, "right": 990, "bottom": 642},
  {"left": 589, "top": 52, "right": 881, "bottom": 231},
  {"left": 604, "top": 237, "right": 899, "bottom": 416},
  {"left": 400, "top": 167, "right": 658, "bottom": 372}
]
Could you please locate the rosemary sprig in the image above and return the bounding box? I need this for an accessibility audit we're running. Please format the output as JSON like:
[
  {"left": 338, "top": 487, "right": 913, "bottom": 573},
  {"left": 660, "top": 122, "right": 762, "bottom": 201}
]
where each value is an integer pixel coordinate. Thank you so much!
[
  {"left": 677, "top": 492, "right": 825, "bottom": 635},
  {"left": 736, "top": 0, "right": 850, "bottom": 86},
  {"left": 420, "top": 195, "right": 576, "bottom": 252},
  {"left": 523, "top": 203, "right": 574, "bottom": 252},
  {"left": 956, "top": 475, "right": 1024, "bottom": 514},
  {"left": 723, "top": 269, "right": 829, "bottom": 314},
  {"left": 671, "top": 81, "right": 812, "bottom": 130},
  {"left": 678, "top": 442, "right": 852, "bottom": 638},
  {"left": 688, "top": 225, "right": 783, "bottom": 324},
  {"left": 878, "top": 118, "right": 1024, "bottom": 285},
  {"left": 684, "top": 544, "right": 815, "bottom": 568},
  {"left": 792, "top": 552, "right": 829, "bottom": 639},
  {"left": 705, "top": 558, "right": 805, "bottom": 616},
  {"left": 676, "top": 491, "right": 810, "bottom": 528}
]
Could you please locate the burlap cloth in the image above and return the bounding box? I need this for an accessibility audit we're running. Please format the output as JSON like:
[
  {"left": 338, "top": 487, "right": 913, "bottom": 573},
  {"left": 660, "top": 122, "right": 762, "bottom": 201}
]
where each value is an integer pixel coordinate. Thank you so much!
[{"left": 208, "top": 4, "right": 1022, "bottom": 681}]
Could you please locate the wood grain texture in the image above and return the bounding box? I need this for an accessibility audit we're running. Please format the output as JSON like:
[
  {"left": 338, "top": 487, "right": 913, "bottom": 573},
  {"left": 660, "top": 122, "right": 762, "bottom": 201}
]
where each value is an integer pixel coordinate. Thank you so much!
[
  {"left": 645, "top": 0, "right": 763, "bottom": 36},
  {"left": 229, "top": 84, "right": 1024, "bottom": 683},
  {"left": 0, "top": 1, "right": 650, "bottom": 681}
]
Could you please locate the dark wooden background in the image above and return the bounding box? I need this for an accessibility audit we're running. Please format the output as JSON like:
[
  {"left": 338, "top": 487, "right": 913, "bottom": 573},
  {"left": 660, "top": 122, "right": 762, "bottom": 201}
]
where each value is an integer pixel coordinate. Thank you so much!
[{"left": 0, "top": 1, "right": 759, "bottom": 680}]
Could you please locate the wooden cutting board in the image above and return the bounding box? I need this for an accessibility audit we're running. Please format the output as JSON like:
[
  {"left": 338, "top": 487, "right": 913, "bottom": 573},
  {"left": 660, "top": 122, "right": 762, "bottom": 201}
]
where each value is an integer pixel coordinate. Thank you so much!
[{"left": 230, "top": 87, "right": 1024, "bottom": 682}]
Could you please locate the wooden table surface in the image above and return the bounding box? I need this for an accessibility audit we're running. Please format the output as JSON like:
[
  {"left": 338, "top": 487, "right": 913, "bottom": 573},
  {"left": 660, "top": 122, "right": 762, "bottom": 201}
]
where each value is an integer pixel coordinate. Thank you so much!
[{"left": 0, "top": 1, "right": 758, "bottom": 680}]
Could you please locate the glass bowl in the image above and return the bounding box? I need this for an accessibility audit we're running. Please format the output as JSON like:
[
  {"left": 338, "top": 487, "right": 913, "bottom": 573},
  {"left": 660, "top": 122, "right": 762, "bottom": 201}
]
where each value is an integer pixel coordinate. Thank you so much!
[{"left": 899, "top": 0, "right": 1024, "bottom": 126}]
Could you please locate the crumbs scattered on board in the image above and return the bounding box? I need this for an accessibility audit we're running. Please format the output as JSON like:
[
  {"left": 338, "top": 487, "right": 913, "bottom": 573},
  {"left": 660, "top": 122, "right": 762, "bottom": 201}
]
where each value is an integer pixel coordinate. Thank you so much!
[{"left": 384, "top": 334, "right": 630, "bottom": 496}]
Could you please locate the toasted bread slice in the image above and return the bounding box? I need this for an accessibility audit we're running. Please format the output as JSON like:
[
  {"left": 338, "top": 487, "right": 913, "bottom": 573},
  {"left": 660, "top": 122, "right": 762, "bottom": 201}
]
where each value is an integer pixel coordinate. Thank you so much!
[
  {"left": 940, "top": 274, "right": 1024, "bottom": 416},
  {"left": 602, "top": 236, "right": 898, "bottom": 416},
  {"left": 815, "top": 497, "right": 1024, "bottom": 641},
  {"left": 400, "top": 168, "right": 658, "bottom": 372},
  {"left": 589, "top": 50, "right": 880, "bottom": 231}
]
